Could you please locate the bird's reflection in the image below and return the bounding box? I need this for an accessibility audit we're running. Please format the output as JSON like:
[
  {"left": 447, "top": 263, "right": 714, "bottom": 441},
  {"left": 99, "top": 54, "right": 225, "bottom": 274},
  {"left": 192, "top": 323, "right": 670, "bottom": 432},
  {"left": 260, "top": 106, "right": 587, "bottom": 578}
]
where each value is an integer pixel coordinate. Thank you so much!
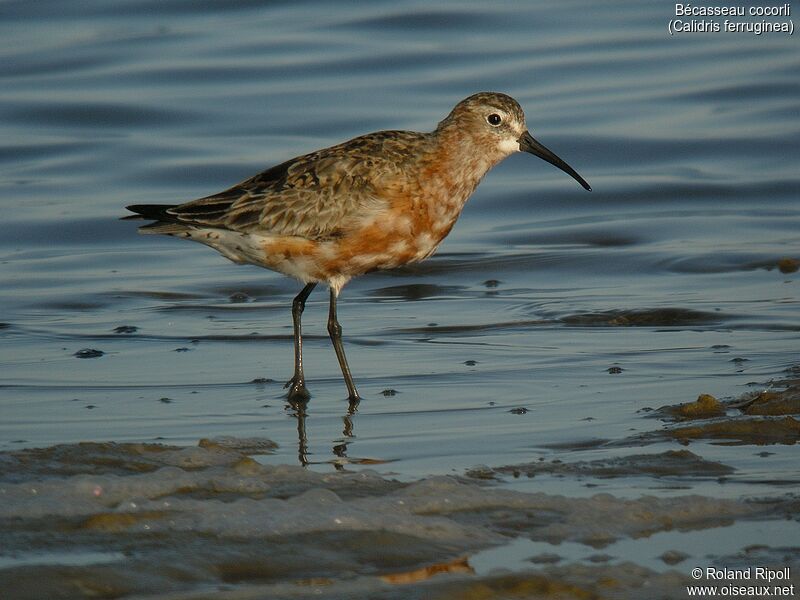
[{"left": 287, "top": 397, "right": 359, "bottom": 468}]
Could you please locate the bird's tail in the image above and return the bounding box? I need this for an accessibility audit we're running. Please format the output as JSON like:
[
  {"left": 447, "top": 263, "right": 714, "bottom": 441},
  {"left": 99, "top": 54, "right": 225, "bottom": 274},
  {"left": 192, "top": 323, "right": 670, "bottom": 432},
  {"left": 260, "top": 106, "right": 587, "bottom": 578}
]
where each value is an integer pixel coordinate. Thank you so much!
[
  {"left": 123, "top": 203, "right": 256, "bottom": 264},
  {"left": 123, "top": 204, "right": 177, "bottom": 221},
  {"left": 123, "top": 204, "right": 190, "bottom": 235}
]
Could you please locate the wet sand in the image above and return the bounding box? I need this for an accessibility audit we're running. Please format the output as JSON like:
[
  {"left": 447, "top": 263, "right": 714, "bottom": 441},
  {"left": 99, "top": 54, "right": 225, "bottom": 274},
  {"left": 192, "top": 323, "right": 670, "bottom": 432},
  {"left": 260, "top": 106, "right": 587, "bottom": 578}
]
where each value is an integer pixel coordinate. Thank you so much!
[{"left": 2, "top": 373, "right": 799, "bottom": 598}]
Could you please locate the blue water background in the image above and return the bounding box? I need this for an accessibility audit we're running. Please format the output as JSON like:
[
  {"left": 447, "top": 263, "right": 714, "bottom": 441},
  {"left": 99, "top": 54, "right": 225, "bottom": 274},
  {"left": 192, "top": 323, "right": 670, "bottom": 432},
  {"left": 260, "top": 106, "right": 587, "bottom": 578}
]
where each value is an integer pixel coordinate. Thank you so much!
[{"left": 0, "top": 1, "right": 797, "bottom": 493}]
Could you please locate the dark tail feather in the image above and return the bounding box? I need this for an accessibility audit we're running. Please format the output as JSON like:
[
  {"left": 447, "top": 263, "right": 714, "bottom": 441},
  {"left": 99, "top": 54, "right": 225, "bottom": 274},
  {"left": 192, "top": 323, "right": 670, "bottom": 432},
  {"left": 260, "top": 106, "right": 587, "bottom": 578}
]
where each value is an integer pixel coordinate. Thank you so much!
[
  {"left": 124, "top": 204, "right": 192, "bottom": 235},
  {"left": 123, "top": 204, "right": 178, "bottom": 221}
]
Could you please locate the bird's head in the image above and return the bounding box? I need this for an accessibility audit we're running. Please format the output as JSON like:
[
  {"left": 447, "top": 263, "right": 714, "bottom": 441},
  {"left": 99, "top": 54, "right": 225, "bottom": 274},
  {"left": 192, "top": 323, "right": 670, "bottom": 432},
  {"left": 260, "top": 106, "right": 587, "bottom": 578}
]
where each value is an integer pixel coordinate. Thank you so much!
[{"left": 439, "top": 92, "right": 591, "bottom": 191}]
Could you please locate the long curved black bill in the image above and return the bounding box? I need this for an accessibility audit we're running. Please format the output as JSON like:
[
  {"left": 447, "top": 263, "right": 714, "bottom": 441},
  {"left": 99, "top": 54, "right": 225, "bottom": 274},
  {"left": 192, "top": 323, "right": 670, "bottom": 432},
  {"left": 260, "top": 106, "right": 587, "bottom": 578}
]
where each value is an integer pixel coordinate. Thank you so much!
[{"left": 518, "top": 130, "right": 591, "bottom": 191}]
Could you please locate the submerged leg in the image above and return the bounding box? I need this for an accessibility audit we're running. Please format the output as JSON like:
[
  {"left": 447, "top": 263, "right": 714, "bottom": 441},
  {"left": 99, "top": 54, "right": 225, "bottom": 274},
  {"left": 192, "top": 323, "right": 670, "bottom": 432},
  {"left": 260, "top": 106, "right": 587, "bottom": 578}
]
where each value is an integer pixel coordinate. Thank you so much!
[
  {"left": 327, "top": 288, "right": 361, "bottom": 403},
  {"left": 285, "top": 282, "right": 317, "bottom": 401},
  {"left": 289, "top": 400, "right": 309, "bottom": 467}
]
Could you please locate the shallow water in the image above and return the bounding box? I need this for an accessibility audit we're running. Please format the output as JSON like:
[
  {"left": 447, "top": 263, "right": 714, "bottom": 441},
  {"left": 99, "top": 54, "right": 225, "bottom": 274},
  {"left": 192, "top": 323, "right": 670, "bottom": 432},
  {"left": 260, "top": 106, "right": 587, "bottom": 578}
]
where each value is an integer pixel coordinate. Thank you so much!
[{"left": 1, "top": 0, "right": 798, "bottom": 596}]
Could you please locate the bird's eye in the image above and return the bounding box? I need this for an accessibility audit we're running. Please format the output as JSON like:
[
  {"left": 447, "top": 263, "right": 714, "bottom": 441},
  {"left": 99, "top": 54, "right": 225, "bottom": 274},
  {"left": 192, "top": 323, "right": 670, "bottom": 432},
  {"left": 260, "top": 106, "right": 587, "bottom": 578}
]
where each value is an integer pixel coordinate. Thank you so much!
[{"left": 487, "top": 113, "right": 502, "bottom": 126}]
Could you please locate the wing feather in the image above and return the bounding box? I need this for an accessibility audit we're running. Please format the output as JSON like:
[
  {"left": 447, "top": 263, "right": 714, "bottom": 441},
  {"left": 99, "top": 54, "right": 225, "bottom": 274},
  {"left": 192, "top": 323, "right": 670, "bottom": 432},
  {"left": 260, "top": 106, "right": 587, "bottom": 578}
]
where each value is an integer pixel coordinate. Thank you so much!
[{"left": 164, "top": 130, "right": 429, "bottom": 240}]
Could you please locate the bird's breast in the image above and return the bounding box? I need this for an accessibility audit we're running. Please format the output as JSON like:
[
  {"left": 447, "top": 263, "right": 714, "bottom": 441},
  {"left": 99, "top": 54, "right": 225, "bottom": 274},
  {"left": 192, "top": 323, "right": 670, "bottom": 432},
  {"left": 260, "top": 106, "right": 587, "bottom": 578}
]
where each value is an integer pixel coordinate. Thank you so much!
[{"left": 255, "top": 144, "right": 489, "bottom": 283}]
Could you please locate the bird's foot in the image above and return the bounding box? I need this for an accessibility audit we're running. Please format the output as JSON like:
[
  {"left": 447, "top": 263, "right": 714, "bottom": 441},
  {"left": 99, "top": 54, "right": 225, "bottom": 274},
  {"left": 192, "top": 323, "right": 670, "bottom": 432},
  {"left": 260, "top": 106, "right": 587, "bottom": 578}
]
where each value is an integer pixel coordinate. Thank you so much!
[
  {"left": 285, "top": 377, "right": 311, "bottom": 402},
  {"left": 346, "top": 394, "right": 360, "bottom": 413}
]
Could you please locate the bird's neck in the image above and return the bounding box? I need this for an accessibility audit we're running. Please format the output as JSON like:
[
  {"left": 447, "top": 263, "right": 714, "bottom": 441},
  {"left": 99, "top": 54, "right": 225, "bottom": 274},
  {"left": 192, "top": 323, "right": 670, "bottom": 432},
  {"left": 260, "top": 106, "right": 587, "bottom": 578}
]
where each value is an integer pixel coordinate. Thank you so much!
[{"left": 422, "top": 125, "right": 503, "bottom": 208}]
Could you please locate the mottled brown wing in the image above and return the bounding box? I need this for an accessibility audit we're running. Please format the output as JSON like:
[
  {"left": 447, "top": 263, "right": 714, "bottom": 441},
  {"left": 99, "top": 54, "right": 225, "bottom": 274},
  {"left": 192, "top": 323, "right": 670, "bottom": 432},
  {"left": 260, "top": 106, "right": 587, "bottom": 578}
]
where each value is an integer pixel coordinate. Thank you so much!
[{"left": 166, "top": 130, "right": 428, "bottom": 240}]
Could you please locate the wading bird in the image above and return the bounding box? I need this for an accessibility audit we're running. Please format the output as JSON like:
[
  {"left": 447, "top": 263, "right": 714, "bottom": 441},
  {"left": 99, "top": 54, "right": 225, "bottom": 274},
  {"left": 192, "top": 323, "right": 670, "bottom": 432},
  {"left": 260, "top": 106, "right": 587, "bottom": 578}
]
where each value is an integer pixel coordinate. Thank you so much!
[{"left": 126, "top": 92, "right": 590, "bottom": 404}]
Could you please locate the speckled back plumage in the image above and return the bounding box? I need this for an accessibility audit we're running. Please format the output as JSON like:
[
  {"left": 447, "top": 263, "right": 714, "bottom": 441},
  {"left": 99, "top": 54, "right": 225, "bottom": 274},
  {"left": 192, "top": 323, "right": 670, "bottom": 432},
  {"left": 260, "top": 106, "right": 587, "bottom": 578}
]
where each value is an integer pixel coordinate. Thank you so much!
[{"left": 165, "top": 130, "right": 434, "bottom": 240}]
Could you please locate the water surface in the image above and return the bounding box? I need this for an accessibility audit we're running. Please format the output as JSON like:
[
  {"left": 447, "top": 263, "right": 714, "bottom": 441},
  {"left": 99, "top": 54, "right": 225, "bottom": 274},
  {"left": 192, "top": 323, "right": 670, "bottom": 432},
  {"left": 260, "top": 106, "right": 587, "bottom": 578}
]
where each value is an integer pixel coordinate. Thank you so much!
[{"left": 1, "top": 1, "right": 798, "bottom": 597}]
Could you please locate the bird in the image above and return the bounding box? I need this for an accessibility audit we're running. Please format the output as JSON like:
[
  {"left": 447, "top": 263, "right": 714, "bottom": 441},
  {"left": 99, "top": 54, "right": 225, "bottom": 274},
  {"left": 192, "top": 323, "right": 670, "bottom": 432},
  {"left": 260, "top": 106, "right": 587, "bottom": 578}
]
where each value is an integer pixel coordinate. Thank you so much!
[{"left": 125, "top": 91, "right": 590, "bottom": 405}]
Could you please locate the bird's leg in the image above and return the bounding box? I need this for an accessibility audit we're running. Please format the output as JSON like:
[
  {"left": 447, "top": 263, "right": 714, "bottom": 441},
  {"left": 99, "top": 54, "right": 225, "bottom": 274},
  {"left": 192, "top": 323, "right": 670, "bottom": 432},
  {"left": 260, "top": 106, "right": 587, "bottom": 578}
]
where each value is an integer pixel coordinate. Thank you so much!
[
  {"left": 285, "top": 282, "right": 317, "bottom": 401},
  {"left": 327, "top": 288, "right": 361, "bottom": 403}
]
